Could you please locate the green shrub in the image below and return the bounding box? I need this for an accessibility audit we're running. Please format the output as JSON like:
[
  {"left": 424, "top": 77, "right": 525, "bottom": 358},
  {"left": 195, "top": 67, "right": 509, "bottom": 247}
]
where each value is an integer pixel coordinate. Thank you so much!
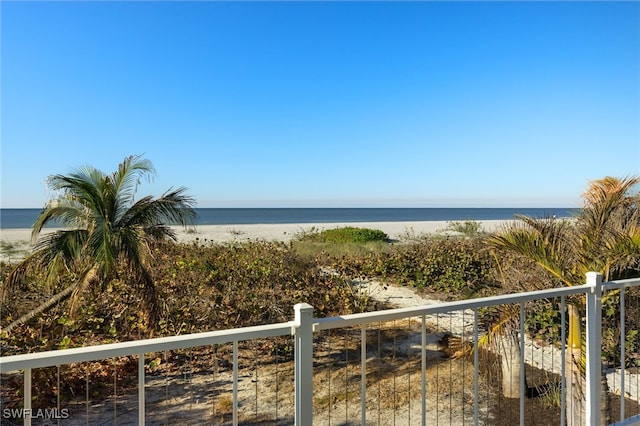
[
  {"left": 329, "top": 237, "right": 493, "bottom": 296},
  {"left": 525, "top": 299, "right": 563, "bottom": 345},
  {"left": 297, "top": 227, "right": 389, "bottom": 244},
  {"left": 445, "top": 220, "right": 484, "bottom": 237}
]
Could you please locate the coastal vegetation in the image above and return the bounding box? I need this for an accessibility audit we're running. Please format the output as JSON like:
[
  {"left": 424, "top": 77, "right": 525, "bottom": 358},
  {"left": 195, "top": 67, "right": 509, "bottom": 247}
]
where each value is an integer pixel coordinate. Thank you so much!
[
  {"left": 1, "top": 155, "right": 198, "bottom": 334},
  {"left": 1, "top": 240, "right": 371, "bottom": 351},
  {"left": 2, "top": 199, "right": 638, "bottom": 361},
  {"left": 0, "top": 240, "right": 30, "bottom": 264},
  {"left": 488, "top": 176, "right": 640, "bottom": 424},
  {"left": 1, "top": 171, "right": 639, "bottom": 422},
  {"left": 326, "top": 236, "right": 495, "bottom": 296},
  {"left": 296, "top": 226, "right": 389, "bottom": 244},
  {"left": 291, "top": 225, "right": 392, "bottom": 260},
  {"left": 444, "top": 219, "right": 485, "bottom": 237}
]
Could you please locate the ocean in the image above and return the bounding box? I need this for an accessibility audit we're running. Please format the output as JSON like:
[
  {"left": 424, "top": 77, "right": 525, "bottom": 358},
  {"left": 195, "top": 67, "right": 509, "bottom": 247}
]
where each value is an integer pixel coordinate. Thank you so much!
[{"left": 0, "top": 207, "right": 578, "bottom": 229}]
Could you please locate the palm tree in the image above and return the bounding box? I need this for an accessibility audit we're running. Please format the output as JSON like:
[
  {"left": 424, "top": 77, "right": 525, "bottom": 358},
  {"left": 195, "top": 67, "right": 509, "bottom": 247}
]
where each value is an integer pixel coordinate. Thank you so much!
[
  {"left": 487, "top": 176, "right": 640, "bottom": 425},
  {"left": 1, "top": 155, "right": 197, "bottom": 334}
]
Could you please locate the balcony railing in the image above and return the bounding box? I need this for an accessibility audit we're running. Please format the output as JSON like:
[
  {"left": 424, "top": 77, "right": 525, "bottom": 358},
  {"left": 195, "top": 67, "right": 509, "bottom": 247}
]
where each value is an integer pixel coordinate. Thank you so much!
[{"left": 1, "top": 272, "right": 639, "bottom": 425}]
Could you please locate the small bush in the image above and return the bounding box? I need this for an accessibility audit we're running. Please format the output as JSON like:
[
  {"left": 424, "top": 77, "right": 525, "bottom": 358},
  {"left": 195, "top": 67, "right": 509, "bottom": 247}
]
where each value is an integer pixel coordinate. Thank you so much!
[
  {"left": 525, "top": 299, "right": 563, "bottom": 345},
  {"left": 298, "top": 227, "right": 389, "bottom": 244},
  {"left": 445, "top": 220, "right": 484, "bottom": 237}
]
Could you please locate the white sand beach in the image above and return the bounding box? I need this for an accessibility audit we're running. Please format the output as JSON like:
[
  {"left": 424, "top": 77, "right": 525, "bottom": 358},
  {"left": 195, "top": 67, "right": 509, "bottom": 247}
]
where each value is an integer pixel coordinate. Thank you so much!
[
  {"left": 0, "top": 220, "right": 512, "bottom": 263},
  {"left": 171, "top": 219, "right": 511, "bottom": 243}
]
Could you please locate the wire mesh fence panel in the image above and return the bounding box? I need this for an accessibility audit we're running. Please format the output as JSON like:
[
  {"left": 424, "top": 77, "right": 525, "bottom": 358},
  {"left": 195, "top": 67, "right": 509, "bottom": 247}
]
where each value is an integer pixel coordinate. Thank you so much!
[
  {"left": 603, "top": 284, "right": 640, "bottom": 424},
  {"left": 312, "top": 315, "right": 487, "bottom": 425},
  {"left": 311, "top": 326, "right": 372, "bottom": 424},
  {"left": 521, "top": 299, "right": 564, "bottom": 426},
  {"left": 142, "top": 346, "right": 224, "bottom": 424},
  {"left": 467, "top": 299, "right": 567, "bottom": 426},
  {"left": 630, "top": 286, "right": 640, "bottom": 419},
  {"left": 138, "top": 338, "right": 296, "bottom": 425},
  {"left": 235, "top": 337, "right": 295, "bottom": 425},
  {"left": 0, "top": 365, "right": 91, "bottom": 426},
  {"left": 28, "top": 358, "right": 139, "bottom": 425},
  {"left": 0, "top": 337, "right": 297, "bottom": 425}
]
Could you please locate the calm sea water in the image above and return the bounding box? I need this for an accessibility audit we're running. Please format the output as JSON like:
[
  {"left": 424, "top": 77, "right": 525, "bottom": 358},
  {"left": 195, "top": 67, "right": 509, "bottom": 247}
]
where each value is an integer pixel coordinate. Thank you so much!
[{"left": 0, "top": 207, "right": 578, "bottom": 229}]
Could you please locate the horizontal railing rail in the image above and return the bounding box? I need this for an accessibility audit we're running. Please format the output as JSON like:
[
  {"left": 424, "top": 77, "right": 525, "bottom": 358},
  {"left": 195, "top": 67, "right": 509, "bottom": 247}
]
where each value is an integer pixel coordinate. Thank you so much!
[
  {"left": 313, "top": 283, "right": 590, "bottom": 331},
  {"left": 602, "top": 277, "right": 640, "bottom": 290},
  {"left": 0, "top": 321, "right": 294, "bottom": 373}
]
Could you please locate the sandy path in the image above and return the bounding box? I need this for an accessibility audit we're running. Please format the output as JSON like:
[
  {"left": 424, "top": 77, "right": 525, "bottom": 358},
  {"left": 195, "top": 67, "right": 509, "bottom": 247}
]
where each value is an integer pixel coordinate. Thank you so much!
[{"left": 356, "top": 279, "right": 640, "bottom": 402}]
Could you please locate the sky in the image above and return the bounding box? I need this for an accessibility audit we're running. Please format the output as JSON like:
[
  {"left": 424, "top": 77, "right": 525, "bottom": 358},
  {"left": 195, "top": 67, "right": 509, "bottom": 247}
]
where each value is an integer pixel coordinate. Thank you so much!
[{"left": 1, "top": 1, "right": 639, "bottom": 208}]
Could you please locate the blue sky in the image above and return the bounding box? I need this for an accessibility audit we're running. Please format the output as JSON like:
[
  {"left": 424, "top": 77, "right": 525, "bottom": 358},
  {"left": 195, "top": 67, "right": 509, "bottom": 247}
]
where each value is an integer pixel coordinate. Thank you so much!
[{"left": 1, "top": 1, "right": 638, "bottom": 208}]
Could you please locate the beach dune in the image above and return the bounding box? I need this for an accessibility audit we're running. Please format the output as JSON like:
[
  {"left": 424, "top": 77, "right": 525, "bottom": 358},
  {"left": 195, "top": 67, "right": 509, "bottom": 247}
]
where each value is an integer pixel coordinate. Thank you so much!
[
  {"left": 171, "top": 220, "right": 510, "bottom": 243},
  {"left": 0, "top": 220, "right": 511, "bottom": 263}
]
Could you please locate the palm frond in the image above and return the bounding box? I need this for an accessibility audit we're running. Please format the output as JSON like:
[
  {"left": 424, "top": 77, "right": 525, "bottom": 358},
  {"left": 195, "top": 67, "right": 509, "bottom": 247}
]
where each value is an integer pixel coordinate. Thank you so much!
[
  {"left": 580, "top": 176, "right": 640, "bottom": 249},
  {"left": 111, "top": 155, "right": 155, "bottom": 221},
  {"left": 1, "top": 252, "right": 39, "bottom": 299},
  {"left": 603, "top": 229, "right": 640, "bottom": 279},
  {"left": 116, "top": 226, "right": 148, "bottom": 275},
  {"left": 582, "top": 176, "right": 639, "bottom": 206},
  {"left": 31, "top": 198, "right": 88, "bottom": 239},
  {"left": 47, "top": 167, "right": 106, "bottom": 214},
  {"left": 120, "top": 187, "right": 197, "bottom": 235},
  {"left": 32, "top": 229, "right": 88, "bottom": 263},
  {"left": 477, "top": 304, "right": 521, "bottom": 350},
  {"left": 88, "top": 222, "right": 116, "bottom": 279},
  {"left": 487, "top": 216, "right": 581, "bottom": 286}
]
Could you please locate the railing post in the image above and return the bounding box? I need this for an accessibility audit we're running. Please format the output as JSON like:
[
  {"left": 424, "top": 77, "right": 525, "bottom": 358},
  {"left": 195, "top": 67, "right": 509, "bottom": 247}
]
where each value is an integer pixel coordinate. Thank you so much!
[
  {"left": 294, "top": 303, "right": 314, "bottom": 426},
  {"left": 585, "top": 272, "right": 602, "bottom": 426},
  {"left": 24, "top": 368, "right": 31, "bottom": 426},
  {"left": 138, "top": 352, "right": 145, "bottom": 426}
]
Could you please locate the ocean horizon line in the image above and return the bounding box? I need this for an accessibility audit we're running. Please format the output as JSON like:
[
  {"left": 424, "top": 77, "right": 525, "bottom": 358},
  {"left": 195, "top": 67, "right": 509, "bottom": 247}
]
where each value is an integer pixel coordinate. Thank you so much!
[{"left": 0, "top": 207, "right": 579, "bottom": 229}]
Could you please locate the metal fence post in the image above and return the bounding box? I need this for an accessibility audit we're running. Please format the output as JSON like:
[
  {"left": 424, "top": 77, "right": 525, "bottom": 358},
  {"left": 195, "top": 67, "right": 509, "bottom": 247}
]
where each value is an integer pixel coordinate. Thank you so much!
[
  {"left": 294, "top": 303, "right": 314, "bottom": 426},
  {"left": 138, "top": 352, "right": 146, "bottom": 426},
  {"left": 585, "top": 272, "right": 603, "bottom": 426},
  {"left": 24, "top": 368, "right": 32, "bottom": 426}
]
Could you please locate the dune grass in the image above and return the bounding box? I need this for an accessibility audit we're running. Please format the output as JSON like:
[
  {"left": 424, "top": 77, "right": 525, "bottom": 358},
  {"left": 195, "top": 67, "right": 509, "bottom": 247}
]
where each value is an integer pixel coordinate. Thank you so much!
[{"left": 291, "top": 226, "right": 393, "bottom": 260}]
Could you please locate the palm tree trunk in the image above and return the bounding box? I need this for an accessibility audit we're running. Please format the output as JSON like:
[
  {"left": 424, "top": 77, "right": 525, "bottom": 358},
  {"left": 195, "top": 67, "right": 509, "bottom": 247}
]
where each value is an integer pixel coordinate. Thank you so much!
[
  {"left": 565, "top": 304, "right": 610, "bottom": 426},
  {"left": 495, "top": 325, "right": 525, "bottom": 398},
  {"left": 566, "top": 345, "right": 585, "bottom": 426},
  {"left": 564, "top": 355, "right": 609, "bottom": 425},
  {"left": 2, "top": 282, "right": 81, "bottom": 334},
  {"left": 566, "top": 304, "right": 583, "bottom": 425}
]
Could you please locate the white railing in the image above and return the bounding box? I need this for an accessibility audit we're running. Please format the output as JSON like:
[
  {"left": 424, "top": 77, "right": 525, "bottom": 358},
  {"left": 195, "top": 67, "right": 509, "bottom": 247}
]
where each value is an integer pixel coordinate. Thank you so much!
[
  {"left": 602, "top": 276, "right": 640, "bottom": 426},
  {"left": 1, "top": 272, "right": 639, "bottom": 425}
]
